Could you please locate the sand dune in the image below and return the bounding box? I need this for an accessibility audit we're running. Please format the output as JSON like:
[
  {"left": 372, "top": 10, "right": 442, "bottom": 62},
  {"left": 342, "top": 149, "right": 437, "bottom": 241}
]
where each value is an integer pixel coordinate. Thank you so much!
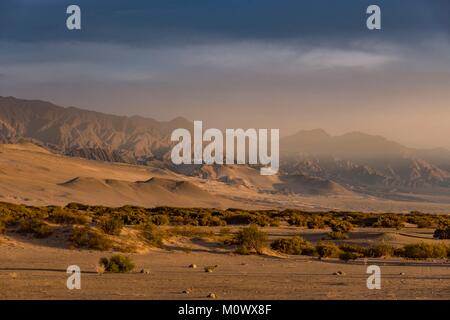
[
  {"left": 59, "top": 176, "right": 220, "bottom": 207},
  {"left": 0, "top": 143, "right": 230, "bottom": 208},
  {"left": 275, "top": 174, "right": 352, "bottom": 196},
  {"left": 4, "top": 143, "right": 450, "bottom": 212}
]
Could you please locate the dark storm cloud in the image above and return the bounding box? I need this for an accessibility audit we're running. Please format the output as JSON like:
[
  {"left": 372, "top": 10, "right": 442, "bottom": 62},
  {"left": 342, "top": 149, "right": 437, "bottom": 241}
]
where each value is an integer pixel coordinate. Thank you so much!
[{"left": 0, "top": 0, "right": 448, "bottom": 45}]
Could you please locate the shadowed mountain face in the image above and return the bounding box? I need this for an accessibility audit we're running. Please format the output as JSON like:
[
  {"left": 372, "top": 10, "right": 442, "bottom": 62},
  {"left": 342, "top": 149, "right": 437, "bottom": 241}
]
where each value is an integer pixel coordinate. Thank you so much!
[
  {"left": 2, "top": 96, "right": 450, "bottom": 193},
  {"left": 0, "top": 96, "right": 191, "bottom": 163},
  {"left": 280, "top": 130, "right": 450, "bottom": 190}
]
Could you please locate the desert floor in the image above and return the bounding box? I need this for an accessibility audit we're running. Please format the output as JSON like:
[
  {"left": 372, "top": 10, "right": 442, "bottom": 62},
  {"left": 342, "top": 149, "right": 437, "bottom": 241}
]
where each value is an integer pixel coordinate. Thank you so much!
[{"left": 1, "top": 227, "right": 449, "bottom": 300}]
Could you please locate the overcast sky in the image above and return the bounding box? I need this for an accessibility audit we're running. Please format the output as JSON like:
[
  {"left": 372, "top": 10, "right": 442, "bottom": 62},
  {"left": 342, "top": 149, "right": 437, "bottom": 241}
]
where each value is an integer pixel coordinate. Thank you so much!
[{"left": 1, "top": 0, "right": 450, "bottom": 148}]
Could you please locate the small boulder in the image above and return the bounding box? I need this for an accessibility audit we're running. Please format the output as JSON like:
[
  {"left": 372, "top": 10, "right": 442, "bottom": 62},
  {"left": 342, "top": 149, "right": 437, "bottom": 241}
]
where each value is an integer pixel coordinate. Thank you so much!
[{"left": 140, "top": 269, "right": 150, "bottom": 274}]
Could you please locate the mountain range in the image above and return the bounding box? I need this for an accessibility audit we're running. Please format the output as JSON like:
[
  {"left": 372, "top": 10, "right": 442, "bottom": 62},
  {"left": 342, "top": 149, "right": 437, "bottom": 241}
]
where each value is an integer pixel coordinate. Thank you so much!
[{"left": 2, "top": 95, "right": 450, "bottom": 195}]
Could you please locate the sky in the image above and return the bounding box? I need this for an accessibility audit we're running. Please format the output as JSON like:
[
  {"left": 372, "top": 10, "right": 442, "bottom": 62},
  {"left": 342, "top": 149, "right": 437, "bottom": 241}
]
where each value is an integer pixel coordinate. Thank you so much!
[{"left": 0, "top": 0, "right": 450, "bottom": 148}]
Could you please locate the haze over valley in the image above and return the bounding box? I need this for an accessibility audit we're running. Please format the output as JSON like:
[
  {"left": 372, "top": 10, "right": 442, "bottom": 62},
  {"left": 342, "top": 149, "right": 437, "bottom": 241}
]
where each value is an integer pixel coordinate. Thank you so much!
[{"left": 2, "top": 96, "right": 450, "bottom": 212}]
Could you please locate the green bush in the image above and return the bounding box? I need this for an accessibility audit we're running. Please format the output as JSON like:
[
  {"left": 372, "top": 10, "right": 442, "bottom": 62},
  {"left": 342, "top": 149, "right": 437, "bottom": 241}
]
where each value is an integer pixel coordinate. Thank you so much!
[
  {"left": 270, "top": 236, "right": 315, "bottom": 255},
  {"left": 402, "top": 243, "right": 448, "bottom": 259},
  {"left": 142, "top": 223, "right": 166, "bottom": 247},
  {"left": 316, "top": 241, "right": 341, "bottom": 258},
  {"left": 235, "top": 224, "right": 267, "bottom": 254},
  {"left": 97, "top": 216, "right": 123, "bottom": 236},
  {"left": 18, "top": 218, "right": 54, "bottom": 238},
  {"left": 99, "top": 255, "right": 135, "bottom": 273},
  {"left": 70, "top": 226, "right": 111, "bottom": 250}
]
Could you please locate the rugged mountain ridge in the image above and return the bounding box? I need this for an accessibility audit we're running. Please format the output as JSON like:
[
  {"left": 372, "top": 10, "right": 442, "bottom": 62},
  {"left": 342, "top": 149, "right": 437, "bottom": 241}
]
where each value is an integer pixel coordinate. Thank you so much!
[
  {"left": 2, "top": 96, "right": 450, "bottom": 193},
  {"left": 0, "top": 96, "right": 191, "bottom": 163},
  {"left": 280, "top": 130, "right": 450, "bottom": 190}
]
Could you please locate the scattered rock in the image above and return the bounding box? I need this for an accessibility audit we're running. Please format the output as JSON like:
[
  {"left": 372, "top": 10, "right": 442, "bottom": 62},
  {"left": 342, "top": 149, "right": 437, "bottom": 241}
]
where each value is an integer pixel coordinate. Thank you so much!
[
  {"left": 182, "top": 289, "right": 192, "bottom": 294},
  {"left": 399, "top": 272, "right": 406, "bottom": 276},
  {"left": 188, "top": 264, "right": 197, "bottom": 269},
  {"left": 9, "top": 272, "right": 17, "bottom": 279},
  {"left": 204, "top": 265, "right": 218, "bottom": 273},
  {"left": 140, "top": 269, "right": 150, "bottom": 274},
  {"left": 333, "top": 271, "right": 345, "bottom": 276},
  {"left": 207, "top": 293, "right": 217, "bottom": 299}
]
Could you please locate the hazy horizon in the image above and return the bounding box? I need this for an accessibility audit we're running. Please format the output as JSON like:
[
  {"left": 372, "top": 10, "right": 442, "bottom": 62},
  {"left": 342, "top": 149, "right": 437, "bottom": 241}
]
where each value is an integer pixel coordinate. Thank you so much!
[{"left": 1, "top": 0, "right": 449, "bottom": 149}]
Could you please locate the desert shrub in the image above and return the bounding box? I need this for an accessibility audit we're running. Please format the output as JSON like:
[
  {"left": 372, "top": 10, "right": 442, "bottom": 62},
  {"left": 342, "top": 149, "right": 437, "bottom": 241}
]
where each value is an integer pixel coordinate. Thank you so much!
[
  {"left": 149, "top": 214, "right": 170, "bottom": 226},
  {"left": 316, "top": 241, "right": 341, "bottom": 258},
  {"left": 205, "top": 215, "right": 225, "bottom": 226},
  {"left": 402, "top": 243, "right": 448, "bottom": 259},
  {"left": 97, "top": 216, "right": 123, "bottom": 235},
  {"left": 70, "top": 226, "right": 111, "bottom": 250},
  {"left": 306, "top": 216, "right": 326, "bottom": 229},
  {"left": 287, "top": 214, "right": 307, "bottom": 227},
  {"left": 99, "top": 255, "right": 135, "bottom": 273},
  {"left": 47, "top": 207, "right": 89, "bottom": 225},
  {"left": 270, "top": 236, "right": 315, "bottom": 255},
  {"left": 142, "top": 223, "right": 166, "bottom": 247},
  {"left": 434, "top": 227, "right": 450, "bottom": 240},
  {"left": 199, "top": 214, "right": 226, "bottom": 227},
  {"left": 365, "top": 244, "right": 395, "bottom": 258},
  {"left": 18, "top": 218, "right": 54, "bottom": 238},
  {"left": 170, "top": 226, "right": 214, "bottom": 238},
  {"left": 65, "top": 203, "right": 90, "bottom": 211},
  {"left": 235, "top": 224, "right": 267, "bottom": 254},
  {"left": 339, "top": 251, "right": 361, "bottom": 261},
  {"left": 393, "top": 247, "right": 405, "bottom": 257},
  {"left": 224, "top": 211, "right": 253, "bottom": 225},
  {"left": 373, "top": 215, "right": 405, "bottom": 229},
  {"left": 0, "top": 219, "right": 6, "bottom": 234},
  {"left": 327, "top": 231, "right": 349, "bottom": 240},
  {"left": 115, "top": 205, "right": 148, "bottom": 225},
  {"left": 338, "top": 244, "right": 367, "bottom": 255},
  {"left": 224, "top": 210, "right": 277, "bottom": 227},
  {"left": 407, "top": 215, "right": 437, "bottom": 228},
  {"left": 433, "top": 222, "right": 450, "bottom": 240},
  {"left": 170, "top": 216, "right": 185, "bottom": 225},
  {"left": 328, "top": 220, "right": 354, "bottom": 233},
  {"left": 219, "top": 227, "right": 231, "bottom": 235}
]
